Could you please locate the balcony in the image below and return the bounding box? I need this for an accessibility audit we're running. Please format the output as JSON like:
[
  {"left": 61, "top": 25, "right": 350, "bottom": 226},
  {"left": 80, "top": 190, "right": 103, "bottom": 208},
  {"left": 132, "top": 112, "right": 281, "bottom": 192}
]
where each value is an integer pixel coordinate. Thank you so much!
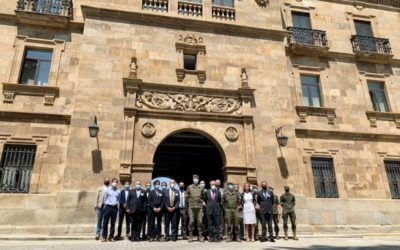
[
  {"left": 351, "top": 35, "right": 393, "bottom": 63},
  {"left": 211, "top": 5, "right": 235, "bottom": 21},
  {"left": 15, "top": 0, "right": 72, "bottom": 28},
  {"left": 142, "top": 0, "right": 169, "bottom": 12},
  {"left": 178, "top": 1, "right": 203, "bottom": 17},
  {"left": 287, "top": 27, "right": 329, "bottom": 56}
]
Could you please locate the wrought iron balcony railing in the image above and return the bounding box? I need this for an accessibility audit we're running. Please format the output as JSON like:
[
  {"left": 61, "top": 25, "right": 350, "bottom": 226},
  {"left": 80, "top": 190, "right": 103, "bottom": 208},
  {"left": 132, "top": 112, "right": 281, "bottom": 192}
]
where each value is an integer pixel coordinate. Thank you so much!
[
  {"left": 351, "top": 35, "right": 392, "bottom": 55},
  {"left": 287, "top": 27, "right": 328, "bottom": 47},
  {"left": 16, "top": 0, "right": 72, "bottom": 16}
]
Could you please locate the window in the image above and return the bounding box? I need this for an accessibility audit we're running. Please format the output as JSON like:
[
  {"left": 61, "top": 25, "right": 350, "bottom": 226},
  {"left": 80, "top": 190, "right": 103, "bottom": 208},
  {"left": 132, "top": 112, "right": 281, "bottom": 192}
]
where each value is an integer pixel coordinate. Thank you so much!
[
  {"left": 311, "top": 158, "right": 338, "bottom": 198},
  {"left": 292, "top": 12, "right": 311, "bottom": 29},
  {"left": 184, "top": 54, "right": 197, "bottom": 70},
  {"left": 0, "top": 144, "right": 37, "bottom": 193},
  {"left": 368, "top": 81, "right": 389, "bottom": 112},
  {"left": 301, "top": 75, "right": 322, "bottom": 107},
  {"left": 212, "top": 0, "right": 234, "bottom": 7},
  {"left": 354, "top": 20, "right": 373, "bottom": 37},
  {"left": 19, "top": 49, "right": 53, "bottom": 86},
  {"left": 385, "top": 161, "right": 400, "bottom": 199}
]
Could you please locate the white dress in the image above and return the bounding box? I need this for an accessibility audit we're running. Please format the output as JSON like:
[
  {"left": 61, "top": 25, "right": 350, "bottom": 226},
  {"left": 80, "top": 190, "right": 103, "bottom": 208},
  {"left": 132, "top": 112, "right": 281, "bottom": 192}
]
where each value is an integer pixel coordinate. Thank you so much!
[{"left": 243, "top": 192, "right": 256, "bottom": 224}]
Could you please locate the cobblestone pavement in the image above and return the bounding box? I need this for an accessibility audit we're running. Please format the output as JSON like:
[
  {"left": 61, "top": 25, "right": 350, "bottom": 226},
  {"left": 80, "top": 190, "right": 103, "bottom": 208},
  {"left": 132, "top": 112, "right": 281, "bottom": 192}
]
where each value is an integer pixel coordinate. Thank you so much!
[{"left": 0, "top": 236, "right": 399, "bottom": 250}]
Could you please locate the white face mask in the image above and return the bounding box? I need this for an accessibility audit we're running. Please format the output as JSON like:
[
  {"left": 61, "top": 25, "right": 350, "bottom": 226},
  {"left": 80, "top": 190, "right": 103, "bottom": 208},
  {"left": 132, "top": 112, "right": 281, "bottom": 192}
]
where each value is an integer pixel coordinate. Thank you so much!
[
  {"left": 211, "top": 185, "right": 216, "bottom": 190},
  {"left": 170, "top": 184, "right": 175, "bottom": 188},
  {"left": 111, "top": 182, "right": 117, "bottom": 187}
]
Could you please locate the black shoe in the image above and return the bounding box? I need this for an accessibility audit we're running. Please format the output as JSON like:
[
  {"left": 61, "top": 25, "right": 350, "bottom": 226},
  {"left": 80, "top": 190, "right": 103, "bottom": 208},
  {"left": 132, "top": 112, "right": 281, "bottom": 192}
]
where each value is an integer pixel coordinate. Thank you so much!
[
  {"left": 165, "top": 237, "right": 170, "bottom": 242},
  {"left": 270, "top": 237, "right": 275, "bottom": 242},
  {"left": 115, "top": 236, "right": 122, "bottom": 241},
  {"left": 135, "top": 237, "right": 141, "bottom": 242},
  {"left": 183, "top": 236, "right": 188, "bottom": 240},
  {"left": 172, "top": 238, "right": 177, "bottom": 242},
  {"left": 260, "top": 238, "right": 267, "bottom": 242}
]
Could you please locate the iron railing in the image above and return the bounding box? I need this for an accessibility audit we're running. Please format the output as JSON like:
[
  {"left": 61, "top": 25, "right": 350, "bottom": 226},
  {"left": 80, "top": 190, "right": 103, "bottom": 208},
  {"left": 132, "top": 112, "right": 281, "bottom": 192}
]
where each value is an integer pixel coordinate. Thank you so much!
[
  {"left": 351, "top": 35, "right": 392, "bottom": 55},
  {"left": 287, "top": 27, "right": 328, "bottom": 47},
  {"left": 16, "top": 0, "right": 73, "bottom": 16},
  {"left": 0, "top": 144, "right": 37, "bottom": 193},
  {"left": 311, "top": 158, "right": 338, "bottom": 198},
  {"left": 385, "top": 161, "right": 400, "bottom": 199}
]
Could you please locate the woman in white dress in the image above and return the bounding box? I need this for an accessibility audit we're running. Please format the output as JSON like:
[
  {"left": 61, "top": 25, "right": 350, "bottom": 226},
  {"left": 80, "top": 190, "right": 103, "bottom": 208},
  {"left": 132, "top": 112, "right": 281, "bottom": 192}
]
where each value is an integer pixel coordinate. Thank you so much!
[{"left": 241, "top": 183, "right": 257, "bottom": 242}]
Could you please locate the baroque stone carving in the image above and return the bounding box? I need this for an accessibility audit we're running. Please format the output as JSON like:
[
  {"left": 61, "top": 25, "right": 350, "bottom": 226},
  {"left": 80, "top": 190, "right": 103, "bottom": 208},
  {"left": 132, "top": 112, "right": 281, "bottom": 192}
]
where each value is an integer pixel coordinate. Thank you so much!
[
  {"left": 240, "top": 68, "right": 249, "bottom": 88},
  {"left": 3, "top": 91, "right": 15, "bottom": 103},
  {"left": 44, "top": 93, "right": 56, "bottom": 106},
  {"left": 178, "top": 34, "right": 203, "bottom": 44},
  {"left": 141, "top": 122, "right": 156, "bottom": 137},
  {"left": 225, "top": 126, "right": 239, "bottom": 141},
  {"left": 129, "top": 56, "right": 138, "bottom": 78},
  {"left": 137, "top": 91, "right": 242, "bottom": 114}
]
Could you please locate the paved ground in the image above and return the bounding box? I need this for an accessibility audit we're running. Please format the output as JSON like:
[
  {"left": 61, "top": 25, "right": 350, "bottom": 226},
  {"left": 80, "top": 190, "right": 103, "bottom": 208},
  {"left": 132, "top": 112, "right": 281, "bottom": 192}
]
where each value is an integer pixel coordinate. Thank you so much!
[{"left": 0, "top": 236, "right": 399, "bottom": 250}]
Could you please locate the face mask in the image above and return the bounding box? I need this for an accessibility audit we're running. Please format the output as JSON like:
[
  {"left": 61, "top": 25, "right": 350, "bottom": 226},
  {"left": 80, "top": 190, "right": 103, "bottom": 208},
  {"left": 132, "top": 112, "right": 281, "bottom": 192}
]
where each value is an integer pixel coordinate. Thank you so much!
[
  {"left": 162, "top": 186, "right": 167, "bottom": 190},
  {"left": 136, "top": 184, "right": 141, "bottom": 190},
  {"left": 200, "top": 183, "right": 205, "bottom": 188},
  {"left": 146, "top": 185, "right": 151, "bottom": 191},
  {"left": 285, "top": 188, "right": 290, "bottom": 193},
  {"left": 111, "top": 182, "right": 117, "bottom": 188},
  {"left": 155, "top": 185, "right": 160, "bottom": 190},
  {"left": 193, "top": 179, "right": 199, "bottom": 184},
  {"left": 252, "top": 189, "right": 258, "bottom": 193},
  {"left": 170, "top": 184, "right": 175, "bottom": 188},
  {"left": 211, "top": 185, "right": 216, "bottom": 190},
  {"left": 104, "top": 181, "right": 110, "bottom": 186},
  {"left": 262, "top": 186, "right": 267, "bottom": 190},
  {"left": 124, "top": 185, "right": 130, "bottom": 190},
  {"left": 228, "top": 185, "right": 234, "bottom": 190},
  {"left": 179, "top": 186, "right": 184, "bottom": 190}
]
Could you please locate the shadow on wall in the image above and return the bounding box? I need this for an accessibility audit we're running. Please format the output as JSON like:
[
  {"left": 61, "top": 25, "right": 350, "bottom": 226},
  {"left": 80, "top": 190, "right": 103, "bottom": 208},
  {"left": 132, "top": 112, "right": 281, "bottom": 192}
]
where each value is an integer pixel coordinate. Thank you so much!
[
  {"left": 264, "top": 245, "right": 399, "bottom": 250},
  {"left": 92, "top": 149, "right": 103, "bottom": 173},
  {"left": 277, "top": 156, "right": 289, "bottom": 179}
]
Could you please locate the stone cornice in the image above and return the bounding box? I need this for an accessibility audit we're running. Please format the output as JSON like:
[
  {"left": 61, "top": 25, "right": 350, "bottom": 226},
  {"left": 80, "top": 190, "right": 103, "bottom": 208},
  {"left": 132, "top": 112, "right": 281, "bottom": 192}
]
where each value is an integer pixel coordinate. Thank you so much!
[
  {"left": 0, "top": 110, "right": 71, "bottom": 124},
  {"left": 319, "top": 0, "right": 400, "bottom": 10},
  {"left": 295, "top": 128, "right": 400, "bottom": 142},
  {"left": 80, "top": 5, "right": 287, "bottom": 40}
]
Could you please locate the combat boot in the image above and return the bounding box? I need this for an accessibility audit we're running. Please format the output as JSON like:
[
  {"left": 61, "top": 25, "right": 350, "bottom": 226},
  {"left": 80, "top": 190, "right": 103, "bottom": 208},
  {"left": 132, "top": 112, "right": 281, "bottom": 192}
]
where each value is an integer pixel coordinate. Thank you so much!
[
  {"left": 293, "top": 231, "right": 299, "bottom": 240},
  {"left": 284, "top": 231, "right": 288, "bottom": 240},
  {"left": 188, "top": 232, "right": 193, "bottom": 242}
]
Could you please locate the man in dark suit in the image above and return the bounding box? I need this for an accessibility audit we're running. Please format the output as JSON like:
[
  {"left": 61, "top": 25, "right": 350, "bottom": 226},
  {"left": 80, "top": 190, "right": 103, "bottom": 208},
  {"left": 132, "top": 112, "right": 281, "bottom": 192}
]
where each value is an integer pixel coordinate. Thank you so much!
[
  {"left": 148, "top": 180, "right": 164, "bottom": 241},
  {"left": 116, "top": 181, "right": 131, "bottom": 240},
  {"left": 127, "top": 180, "right": 147, "bottom": 241},
  {"left": 163, "top": 179, "right": 180, "bottom": 241},
  {"left": 257, "top": 180, "right": 275, "bottom": 242},
  {"left": 204, "top": 180, "right": 222, "bottom": 242}
]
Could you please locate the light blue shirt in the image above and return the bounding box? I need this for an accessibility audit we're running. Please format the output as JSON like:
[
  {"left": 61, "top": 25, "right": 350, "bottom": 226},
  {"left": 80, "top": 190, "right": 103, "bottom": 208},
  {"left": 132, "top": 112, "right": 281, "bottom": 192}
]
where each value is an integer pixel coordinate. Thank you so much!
[{"left": 104, "top": 187, "right": 121, "bottom": 206}]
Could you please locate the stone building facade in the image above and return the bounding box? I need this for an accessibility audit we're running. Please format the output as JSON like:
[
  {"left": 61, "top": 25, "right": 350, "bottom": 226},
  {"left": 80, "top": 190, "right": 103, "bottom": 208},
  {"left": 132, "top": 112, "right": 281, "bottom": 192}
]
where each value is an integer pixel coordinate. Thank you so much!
[{"left": 0, "top": 0, "right": 399, "bottom": 235}]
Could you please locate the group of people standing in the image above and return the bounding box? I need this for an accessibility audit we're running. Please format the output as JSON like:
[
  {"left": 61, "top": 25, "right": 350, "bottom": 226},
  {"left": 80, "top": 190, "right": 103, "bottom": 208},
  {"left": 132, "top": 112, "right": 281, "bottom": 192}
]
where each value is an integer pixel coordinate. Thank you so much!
[{"left": 94, "top": 175, "right": 298, "bottom": 243}]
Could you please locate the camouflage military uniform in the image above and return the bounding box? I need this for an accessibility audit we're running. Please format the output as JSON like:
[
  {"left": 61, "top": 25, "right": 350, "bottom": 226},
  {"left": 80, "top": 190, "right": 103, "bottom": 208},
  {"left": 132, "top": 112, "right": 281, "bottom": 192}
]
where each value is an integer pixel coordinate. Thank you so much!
[
  {"left": 280, "top": 192, "right": 297, "bottom": 240},
  {"left": 222, "top": 190, "right": 241, "bottom": 240},
  {"left": 272, "top": 194, "right": 280, "bottom": 238},
  {"left": 186, "top": 184, "right": 205, "bottom": 236}
]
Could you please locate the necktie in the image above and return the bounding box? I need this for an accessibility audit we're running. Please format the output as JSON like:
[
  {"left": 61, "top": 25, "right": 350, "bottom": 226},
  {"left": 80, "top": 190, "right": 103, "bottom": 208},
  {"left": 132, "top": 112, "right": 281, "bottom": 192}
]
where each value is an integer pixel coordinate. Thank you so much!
[
  {"left": 211, "top": 190, "right": 215, "bottom": 201},
  {"left": 170, "top": 189, "right": 174, "bottom": 207}
]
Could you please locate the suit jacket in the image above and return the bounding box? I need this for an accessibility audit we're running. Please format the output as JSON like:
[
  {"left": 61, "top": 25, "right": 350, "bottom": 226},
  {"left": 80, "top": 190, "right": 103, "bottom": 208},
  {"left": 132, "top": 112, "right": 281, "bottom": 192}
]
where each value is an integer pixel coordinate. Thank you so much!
[
  {"left": 148, "top": 189, "right": 164, "bottom": 210},
  {"left": 119, "top": 189, "right": 130, "bottom": 207},
  {"left": 163, "top": 188, "right": 180, "bottom": 210},
  {"left": 127, "top": 188, "right": 148, "bottom": 214},
  {"left": 204, "top": 189, "right": 222, "bottom": 216},
  {"left": 257, "top": 189, "right": 275, "bottom": 215},
  {"left": 95, "top": 185, "right": 108, "bottom": 208}
]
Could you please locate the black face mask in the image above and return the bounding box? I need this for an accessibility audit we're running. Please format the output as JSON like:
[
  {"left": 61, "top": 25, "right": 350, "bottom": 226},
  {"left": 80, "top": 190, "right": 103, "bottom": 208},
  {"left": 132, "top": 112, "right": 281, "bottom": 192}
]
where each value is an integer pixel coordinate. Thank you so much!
[
  {"left": 285, "top": 188, "right": 290, "bottom": 193},
  {"left": 179, "top": 186, "right": 184, "bottom": 190},
  {"left": 104, "top": 181, "right": 110, "bottom": 186},
  {"left": 262, "top": 186, "right": 267, "bottom": 190}
]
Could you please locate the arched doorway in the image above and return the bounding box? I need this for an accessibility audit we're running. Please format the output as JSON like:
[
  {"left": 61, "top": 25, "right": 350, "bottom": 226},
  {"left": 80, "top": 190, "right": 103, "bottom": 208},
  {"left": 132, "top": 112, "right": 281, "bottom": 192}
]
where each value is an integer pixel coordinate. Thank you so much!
[{"left": 152, "top": 131, "right": 224, "bottom": 188}]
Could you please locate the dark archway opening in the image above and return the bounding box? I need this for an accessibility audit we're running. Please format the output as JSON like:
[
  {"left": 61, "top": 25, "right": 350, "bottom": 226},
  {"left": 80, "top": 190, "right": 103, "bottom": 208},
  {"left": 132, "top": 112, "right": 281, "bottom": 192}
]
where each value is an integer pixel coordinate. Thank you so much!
[{"left": 152, "top": 131, "right": 224, "bottom": 188}]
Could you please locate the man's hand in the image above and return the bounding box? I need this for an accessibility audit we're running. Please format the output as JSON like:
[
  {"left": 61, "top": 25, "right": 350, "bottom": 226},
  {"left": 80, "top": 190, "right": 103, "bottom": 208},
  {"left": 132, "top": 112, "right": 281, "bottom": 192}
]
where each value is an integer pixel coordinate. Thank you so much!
[{"left": 126, "top": 209, "right": 130, "bottom": 213}]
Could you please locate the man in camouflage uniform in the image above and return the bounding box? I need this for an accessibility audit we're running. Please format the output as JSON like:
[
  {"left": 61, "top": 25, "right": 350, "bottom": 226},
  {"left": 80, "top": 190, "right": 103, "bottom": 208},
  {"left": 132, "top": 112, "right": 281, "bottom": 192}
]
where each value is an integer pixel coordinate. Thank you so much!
[
  {"left": 186, "top": 174, "right": 205, "bottom": 242},
  {"left": 280, "top": 186, "right": 298, "bottom": 240},
  {"left": 222, "top": 182, "right": 241, "bottom": 242},
  {"left": 269, "top": 187, "right": 281, "bottom": 239}
]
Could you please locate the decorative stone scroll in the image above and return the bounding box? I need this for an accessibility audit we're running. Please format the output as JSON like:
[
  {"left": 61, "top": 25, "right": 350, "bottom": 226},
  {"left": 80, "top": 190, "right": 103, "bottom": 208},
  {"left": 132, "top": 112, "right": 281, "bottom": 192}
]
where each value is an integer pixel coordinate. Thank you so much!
[
  {"left": 225, "top": 126, "right": 239, "bottom": 141},
  {"left": 136, "top": 91, "right": 242, "bottom": 114},
  {"left": 178, "top": 34, "right": 203, "bottom": 44}
]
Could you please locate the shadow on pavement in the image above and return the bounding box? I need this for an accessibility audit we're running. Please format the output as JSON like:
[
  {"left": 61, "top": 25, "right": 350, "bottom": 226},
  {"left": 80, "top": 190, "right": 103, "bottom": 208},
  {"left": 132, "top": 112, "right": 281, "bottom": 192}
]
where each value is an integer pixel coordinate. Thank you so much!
[{"left": 264, "top": 245, "right": 398, "bottom": 250}]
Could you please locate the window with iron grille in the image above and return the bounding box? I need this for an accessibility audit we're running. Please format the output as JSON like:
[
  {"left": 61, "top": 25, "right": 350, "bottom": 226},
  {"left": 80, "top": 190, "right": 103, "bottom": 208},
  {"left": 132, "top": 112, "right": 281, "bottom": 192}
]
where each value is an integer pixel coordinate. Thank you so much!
[
  {"left": 311, "top": 158, "right": 338, "bottom": 198},
  {"left": 0, "top": 144, "right": 37, "bottom": 193},
  {"left": 384, "top": 161, "right": 400, "bottom": 199}
]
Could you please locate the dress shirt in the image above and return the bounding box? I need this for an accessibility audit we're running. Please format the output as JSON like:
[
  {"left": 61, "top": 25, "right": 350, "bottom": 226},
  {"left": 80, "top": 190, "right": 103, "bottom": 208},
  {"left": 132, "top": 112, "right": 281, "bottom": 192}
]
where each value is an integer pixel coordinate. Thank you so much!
[{"left": 104, "top": 187, "right": 120, "bottom": 206}]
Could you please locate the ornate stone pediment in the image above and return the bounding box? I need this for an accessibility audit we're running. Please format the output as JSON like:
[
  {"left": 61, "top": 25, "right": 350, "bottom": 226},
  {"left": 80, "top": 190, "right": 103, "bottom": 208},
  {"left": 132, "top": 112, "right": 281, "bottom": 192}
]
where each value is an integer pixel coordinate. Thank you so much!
[{"left": 136, "top": 91, "right": 242, "bottom": 114}]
